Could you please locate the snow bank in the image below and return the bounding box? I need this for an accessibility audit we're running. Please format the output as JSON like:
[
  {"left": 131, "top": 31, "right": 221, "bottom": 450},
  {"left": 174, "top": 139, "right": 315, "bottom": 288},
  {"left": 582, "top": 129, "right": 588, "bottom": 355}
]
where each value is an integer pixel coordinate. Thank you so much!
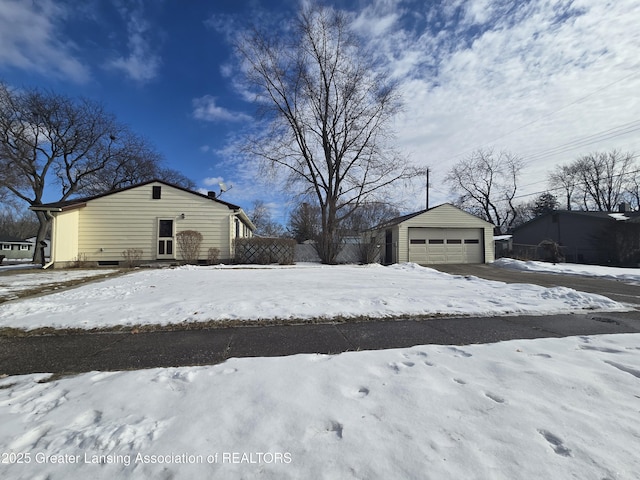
[
  {"left": 495, "top": 258, "right": 640, "bottom": 284},
  {"left": 0, "top": 264, "right": 627, "bottom": 330},
  {"left": 1, "top": 334, "right": 639, "bottom": 479}
]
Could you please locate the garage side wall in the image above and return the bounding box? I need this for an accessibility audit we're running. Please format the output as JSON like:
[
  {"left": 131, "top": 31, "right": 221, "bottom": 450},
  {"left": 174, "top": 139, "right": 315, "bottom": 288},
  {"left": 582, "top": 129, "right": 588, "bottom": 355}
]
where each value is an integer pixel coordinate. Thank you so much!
[{"left": 51, "top": 208, "right": 80, "bottom": 265}]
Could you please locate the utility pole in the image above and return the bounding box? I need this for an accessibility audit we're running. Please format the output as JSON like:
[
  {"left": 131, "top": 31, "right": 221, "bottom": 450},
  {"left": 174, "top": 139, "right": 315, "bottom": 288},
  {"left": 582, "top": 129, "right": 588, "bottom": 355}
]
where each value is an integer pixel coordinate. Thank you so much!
[{"left": 425, "top": 168, "right": 430, "bottom": 210}]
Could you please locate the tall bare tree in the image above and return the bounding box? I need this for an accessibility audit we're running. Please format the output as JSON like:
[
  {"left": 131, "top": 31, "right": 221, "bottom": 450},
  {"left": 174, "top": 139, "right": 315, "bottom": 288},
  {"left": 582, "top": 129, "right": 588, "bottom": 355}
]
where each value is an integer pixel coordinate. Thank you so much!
[
  {"left": 235, "top": 4, "right": 416, "bottom": 263},
  {"left": 573, "top": 150, "right": 636, "bottom": 211},
  {"left": 445, "top": 148, "right": 523, "bottom": 233},
  {"left": 548, "top": 150, "right": 637, "bottom": 211},
  {"left": 0, "top": 82, "right": 181, "bottom": 263},
  {"left": 248, "top": 200, "right": 286, "bottom": 237},
  {"left": 548, "top": 163, "right": 579, "bottom": 210}
]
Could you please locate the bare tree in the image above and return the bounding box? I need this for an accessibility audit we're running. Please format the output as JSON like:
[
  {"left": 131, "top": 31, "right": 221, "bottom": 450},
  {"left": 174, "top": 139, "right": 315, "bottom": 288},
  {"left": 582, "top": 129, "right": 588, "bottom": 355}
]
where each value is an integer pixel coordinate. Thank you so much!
[
  {"left": 0, "top": 207, "right": 39, "bottom": 239},
  {"left": 628, "top": 169, "right": 640, "bottom": 210},
  {"left": 287, "top": 201, "right": 321, "bottom": 244},
  {"left": 573, "top": 150, "right": 636, "bottom": 211},
  {"left": 248, "top": 200, "right": 286, "bottom": 237},
  {"left": 445, "top": 148, "right": 523, "bottom": 233},
  {"left": 548, "top": 163, "right": 579, "bottom": 210},
  {"left": 548, "top": 150, "right": 638, "bottom": 211},
  {"left": 0, "top": 82, "right": 176, "bottom": 263},
  {"left": 235, "top": 4, "right": 417, "bottom": 263}
]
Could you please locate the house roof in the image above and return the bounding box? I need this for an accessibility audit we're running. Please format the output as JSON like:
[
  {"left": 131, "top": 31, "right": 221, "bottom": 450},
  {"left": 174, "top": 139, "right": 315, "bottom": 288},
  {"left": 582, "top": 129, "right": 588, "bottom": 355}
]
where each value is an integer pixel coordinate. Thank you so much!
[
  {"left": 30, "top": 179, "right": 244, "bottom": 212},
  {"left": 514, "top": 209, "right": 640, "bottom": 231},
  {"left": 31, "top": 179, "right": 256, "bottom": 232},
  {"left": 373, "top": 203, "right": 494, "bottom": 230},
  {"left": 0, "top": 235, "right": 33, "bottom": 244}
]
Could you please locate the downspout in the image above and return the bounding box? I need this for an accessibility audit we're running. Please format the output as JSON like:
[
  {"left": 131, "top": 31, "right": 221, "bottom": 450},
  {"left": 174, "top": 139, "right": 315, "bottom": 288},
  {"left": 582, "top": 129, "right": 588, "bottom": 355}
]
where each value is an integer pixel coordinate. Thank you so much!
[{"left": 42, "top": 210, "right": 55, "bottom": 269}]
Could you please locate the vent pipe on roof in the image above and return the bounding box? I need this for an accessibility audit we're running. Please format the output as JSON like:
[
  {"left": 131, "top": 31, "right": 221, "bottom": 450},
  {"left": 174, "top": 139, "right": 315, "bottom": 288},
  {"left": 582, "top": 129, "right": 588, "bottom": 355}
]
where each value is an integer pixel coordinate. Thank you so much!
[{"left": 207, "top": 191, "right": 216, "bottom": 199}]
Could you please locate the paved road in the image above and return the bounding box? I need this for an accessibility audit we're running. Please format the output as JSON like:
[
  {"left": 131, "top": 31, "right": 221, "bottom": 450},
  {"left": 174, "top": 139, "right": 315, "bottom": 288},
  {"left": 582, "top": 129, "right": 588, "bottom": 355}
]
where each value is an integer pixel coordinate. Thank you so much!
[
  {"left": 2, "top": 311, "right": 639, "bottom": 376},
  {"left": 431, "top": 263, "right": 640, "bottom": 307},
  {"left": 2, "top": 263, "right": 639, "bottom": 376}
]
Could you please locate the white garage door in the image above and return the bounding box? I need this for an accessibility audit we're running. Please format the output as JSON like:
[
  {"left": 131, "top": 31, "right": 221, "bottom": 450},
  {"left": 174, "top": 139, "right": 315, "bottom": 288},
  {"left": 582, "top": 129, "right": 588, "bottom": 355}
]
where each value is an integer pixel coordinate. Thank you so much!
[{"left": 408, "top": 228, "right": 484, "bottom": 264}]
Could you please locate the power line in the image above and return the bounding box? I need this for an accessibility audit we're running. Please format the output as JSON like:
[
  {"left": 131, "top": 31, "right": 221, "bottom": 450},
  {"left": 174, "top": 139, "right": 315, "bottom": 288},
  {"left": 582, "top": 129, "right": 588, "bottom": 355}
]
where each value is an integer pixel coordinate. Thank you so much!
[
  {"left": 513, "top": 162, "right": 640, "bottom": 202},
  {"left": 447, "top": 70, "right": 640, "bottom": 162},
  {"left": 520, "top": 119, "right": 640, "bottom": 164}
]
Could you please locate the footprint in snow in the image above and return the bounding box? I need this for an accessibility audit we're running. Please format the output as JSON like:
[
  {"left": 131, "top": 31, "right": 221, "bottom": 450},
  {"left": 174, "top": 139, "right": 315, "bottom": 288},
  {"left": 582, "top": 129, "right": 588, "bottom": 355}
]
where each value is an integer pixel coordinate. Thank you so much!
[
  {"left": 343, "top": 386, "right": 370, "bottom": 399},
  {"left": 579, "top": 345, "right": 624, "bottom": 354},
  {"left": 538, "top": 429, "right": 572, "bottom": 457},
  {"left": 485, "top": 392, "right": 505, "bottom": 404},
  {"left": 604, "top": 360, "right": 640, "bottom": 379},
  {"left": 448, "top": 347, "right": 472, "bottom": 358},
  {"left": 388, "top": 361, "right": 415, "bottom": 373},
  {"left": 453, "top": 378, "right": 467, "bottom": 385}
]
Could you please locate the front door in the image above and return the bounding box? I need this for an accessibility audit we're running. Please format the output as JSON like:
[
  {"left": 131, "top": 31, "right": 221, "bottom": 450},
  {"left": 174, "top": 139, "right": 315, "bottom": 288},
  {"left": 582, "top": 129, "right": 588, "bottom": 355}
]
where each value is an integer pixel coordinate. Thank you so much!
[{"left": 157, "top": 219, "right": 175, "bottom": 259}]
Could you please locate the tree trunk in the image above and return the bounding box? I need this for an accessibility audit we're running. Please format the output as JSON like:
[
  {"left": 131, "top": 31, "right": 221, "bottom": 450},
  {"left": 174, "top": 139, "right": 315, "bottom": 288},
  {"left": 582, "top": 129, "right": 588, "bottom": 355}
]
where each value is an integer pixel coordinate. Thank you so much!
[{"left": 32, "top": 210, "right": 51, "bottom": 266}]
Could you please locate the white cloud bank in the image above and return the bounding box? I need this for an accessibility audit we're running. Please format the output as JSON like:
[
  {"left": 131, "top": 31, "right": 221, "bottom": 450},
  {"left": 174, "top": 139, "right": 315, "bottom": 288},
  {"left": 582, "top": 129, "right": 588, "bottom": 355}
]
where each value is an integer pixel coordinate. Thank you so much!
[
  {"left": 192, "top": 95, "right": 251, "bottom": 122},
  {"left": 0, "top": 0, "right": 90, "bottom": 83},
  {"left": 352, "top": 0, "right": 640, "bottom": 206},
  {"left": 106, "top": 1, "right": 162, "bottom": 83}
]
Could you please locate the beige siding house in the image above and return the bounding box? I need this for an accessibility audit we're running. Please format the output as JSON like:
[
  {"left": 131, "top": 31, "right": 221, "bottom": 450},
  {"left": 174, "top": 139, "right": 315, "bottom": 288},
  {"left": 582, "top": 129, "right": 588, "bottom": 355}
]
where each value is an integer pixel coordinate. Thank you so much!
[
  {"left": 371, "top": 204, "right": 495, "bottom": 265},
  {"left": 32, "top": 180, "right": 255, "bottom": 268}
]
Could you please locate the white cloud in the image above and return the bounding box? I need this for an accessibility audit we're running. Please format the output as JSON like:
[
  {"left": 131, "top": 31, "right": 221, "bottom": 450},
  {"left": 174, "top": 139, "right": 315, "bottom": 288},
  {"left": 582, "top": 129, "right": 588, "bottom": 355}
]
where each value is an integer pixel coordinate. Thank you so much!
[
  {"left": 192, "top": 95, "right": 251, "bottom": 122},
  {"left": 106, "top": 1, "right": 161, "bottom": 83},
  {"left": 202, "top": 176, "right": 225, "bottom": 187},
  {"left": 350, "top": 0, "right": 640, "bottom": 206},
  {"left": 0, "top": 0, "right": 90, "bottom": 83}
]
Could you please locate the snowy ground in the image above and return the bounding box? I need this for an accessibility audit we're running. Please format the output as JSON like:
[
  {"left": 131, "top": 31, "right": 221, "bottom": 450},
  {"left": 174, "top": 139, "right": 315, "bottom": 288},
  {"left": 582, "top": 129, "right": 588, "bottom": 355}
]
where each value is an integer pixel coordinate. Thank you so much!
[
  {"left": 1, "top": 262, "right": 637, "bottom": 478},
  {"left": 495, "top": 258, "right": 640, "bottom": 284},
  {"left": 1, "top": 334, "right": 639, "bottom": 479},
  {"left": 0, "top": 269, "right": 119, "bottom": 303},
  {"left": 0, "top": 263, "right": 629, "bottom": 331}
]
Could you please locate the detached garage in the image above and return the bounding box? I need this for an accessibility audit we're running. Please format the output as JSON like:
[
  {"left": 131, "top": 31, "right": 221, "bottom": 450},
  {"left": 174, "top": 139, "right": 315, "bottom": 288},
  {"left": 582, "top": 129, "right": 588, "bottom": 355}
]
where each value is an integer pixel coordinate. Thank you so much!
[{"left": 373, "top": 204, "right": 495, "bottom": 265}]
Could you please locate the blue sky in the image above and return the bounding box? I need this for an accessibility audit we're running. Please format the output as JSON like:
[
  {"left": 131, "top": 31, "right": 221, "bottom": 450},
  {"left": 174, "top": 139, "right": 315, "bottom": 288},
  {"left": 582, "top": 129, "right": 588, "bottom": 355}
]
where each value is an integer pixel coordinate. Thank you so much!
[{"left": 1, "top": 0, "right": 639, "bottom": 221}]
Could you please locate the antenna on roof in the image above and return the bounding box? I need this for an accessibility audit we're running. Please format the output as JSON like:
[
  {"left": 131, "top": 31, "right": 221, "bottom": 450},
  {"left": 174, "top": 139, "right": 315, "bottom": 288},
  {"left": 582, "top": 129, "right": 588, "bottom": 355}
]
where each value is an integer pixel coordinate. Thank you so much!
[
  {"left": 218, "top": 182, "right": 232, "bottom": 197},
  {"left": 425, "top": 168, "right": 430, "bottom": 210}
]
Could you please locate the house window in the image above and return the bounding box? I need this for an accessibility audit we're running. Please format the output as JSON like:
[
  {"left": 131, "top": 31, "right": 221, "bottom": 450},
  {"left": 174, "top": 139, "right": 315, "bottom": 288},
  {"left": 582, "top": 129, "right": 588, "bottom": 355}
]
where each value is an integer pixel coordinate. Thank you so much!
[
  {"left": 428, "top": 239, "right": 444, "bottom": 244},
  {"left": 410, "top": 239, "right": 426, "bottom": 245},
  {"left": 464, "top": 239, "right": 480, "bottom": 244},
  {"left": 159, "top": 219, "right": 173, "bottom": 237},
  {"left": 1, "top": 244, "right": 11, "bottom": 251},
  {"left": 152, "top": 186, "right": 161, "bottom": 199},
  {"left": 19, "top": 245, "right": 31, "bottom": 251},
  {"left": 447, "top": 239, "right": 462, "bottom": 244}
]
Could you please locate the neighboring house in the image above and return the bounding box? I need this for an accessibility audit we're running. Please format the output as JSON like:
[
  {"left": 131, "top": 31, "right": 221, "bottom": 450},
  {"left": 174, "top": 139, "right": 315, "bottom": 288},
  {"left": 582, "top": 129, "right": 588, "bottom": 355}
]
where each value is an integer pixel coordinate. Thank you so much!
[
  {"left": 31, "top": 180, "right": 255, "bottom": 268},
  {"left": 0, "top": 236, "right": 34, "bottom": 261},
  {"left": 369, "top": 204, "right": 495, "bottom": 265},
  {"left": 512, "top": 205, "right": 640, "bottom": 265},
  {"left": 25, "top": 237, "right": 51, "bottom": 258}
]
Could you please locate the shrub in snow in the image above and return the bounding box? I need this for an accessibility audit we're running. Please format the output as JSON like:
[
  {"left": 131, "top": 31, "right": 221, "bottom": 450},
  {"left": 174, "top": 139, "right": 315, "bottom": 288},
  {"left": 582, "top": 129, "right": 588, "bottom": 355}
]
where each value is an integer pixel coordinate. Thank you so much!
[{"left": 177, "top": 230, "right": 203, "bottom": 265}]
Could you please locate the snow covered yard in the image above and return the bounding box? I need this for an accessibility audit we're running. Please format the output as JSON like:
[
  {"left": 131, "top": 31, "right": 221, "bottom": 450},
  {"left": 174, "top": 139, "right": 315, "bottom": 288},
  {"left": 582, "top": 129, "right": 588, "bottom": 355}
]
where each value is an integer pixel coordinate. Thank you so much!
[
  {"left": 0, "top": 269, "right": 119, "bottom": 303},
  {"left": 0, "top": 263, "right": 629, "bottom": 331},
  {"left": 1, "top": 334, "right": 639, "bottom": 479},
  {"left": 495, "top": 258, "right": 640, "bottom": 284}
]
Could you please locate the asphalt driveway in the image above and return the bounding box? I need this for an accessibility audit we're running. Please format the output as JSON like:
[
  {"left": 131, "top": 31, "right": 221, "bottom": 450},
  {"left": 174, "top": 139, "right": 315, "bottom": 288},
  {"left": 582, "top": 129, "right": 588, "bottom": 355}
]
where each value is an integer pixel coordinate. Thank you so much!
[{"left": 431, "top": 263, "right": 640, "bottom": 307}]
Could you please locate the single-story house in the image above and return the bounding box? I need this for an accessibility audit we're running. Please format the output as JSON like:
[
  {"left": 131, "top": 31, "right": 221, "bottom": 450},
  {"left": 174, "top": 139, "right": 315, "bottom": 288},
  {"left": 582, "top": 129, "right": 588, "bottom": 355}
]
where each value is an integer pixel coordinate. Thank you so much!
[
  {"left": 0, "top": 236, "right": 35, "bottom": 261},
  {"left": 512, "top": 205, "right": 640, "bottom": 265},
  {"left": 369, "top": 203, "right": 495, "bottom": 265},
  {"left": 31, "top": 180, "right": 255, "bottom": 268},
  {"left": 25, "top": 237, "right": 51, "bottom": 258}
]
